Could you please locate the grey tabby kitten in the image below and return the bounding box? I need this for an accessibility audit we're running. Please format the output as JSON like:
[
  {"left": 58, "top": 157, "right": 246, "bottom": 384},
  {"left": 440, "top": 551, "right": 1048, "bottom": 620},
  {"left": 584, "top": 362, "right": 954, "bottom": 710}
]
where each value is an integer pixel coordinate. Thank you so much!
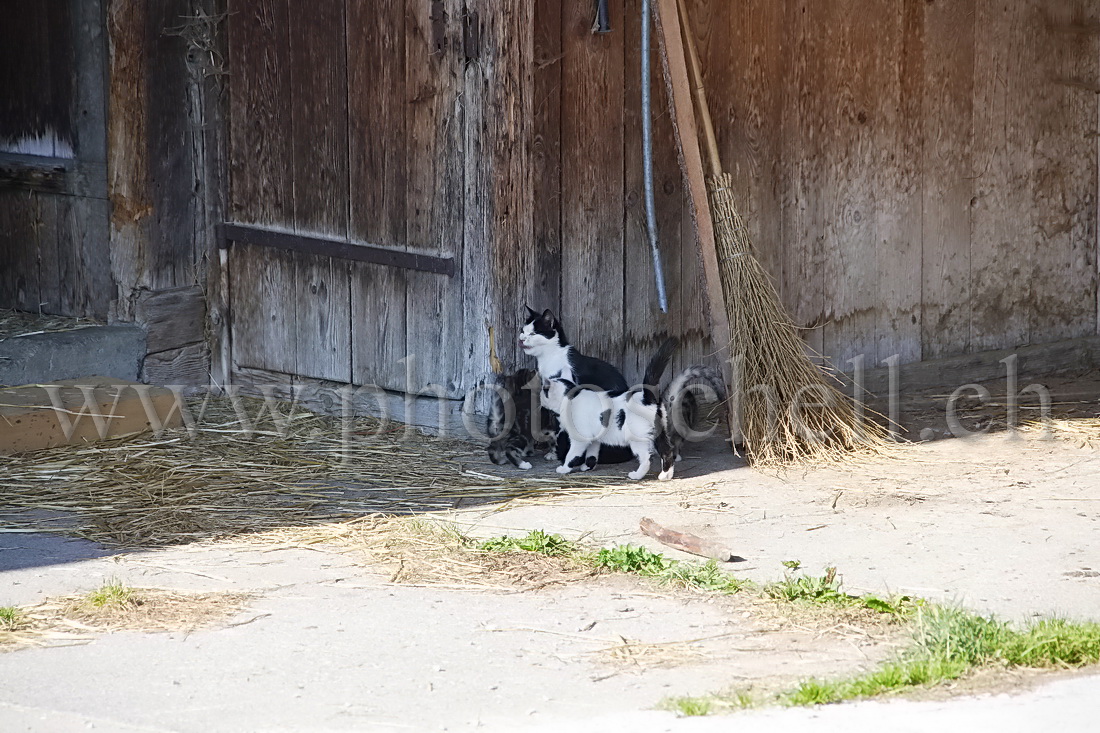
[{"left": 486, "top": 368, "right": 557, "bottom": 470}]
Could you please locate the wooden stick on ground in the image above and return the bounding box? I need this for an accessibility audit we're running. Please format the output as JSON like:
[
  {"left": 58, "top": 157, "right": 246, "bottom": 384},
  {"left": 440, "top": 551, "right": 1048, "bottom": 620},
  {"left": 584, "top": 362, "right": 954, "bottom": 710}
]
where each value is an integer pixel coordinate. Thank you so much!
[{"left": 640, "top": 517, "right": 733, "bottom": 562}]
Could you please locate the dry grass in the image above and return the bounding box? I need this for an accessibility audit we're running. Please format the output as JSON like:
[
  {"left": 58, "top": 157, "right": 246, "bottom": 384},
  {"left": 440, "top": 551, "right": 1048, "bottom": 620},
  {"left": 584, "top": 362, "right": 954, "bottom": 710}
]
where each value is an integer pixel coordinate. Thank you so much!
[
  {"left": 0, "top": 397, "right": 629, "bottom": 548},
  {"left": 0, "top": 587, "right": 251, "bottom": 650},
  {"left": 592, "top": 634, "right": 723, "bottom": 670},
  {"left": 0, "top": 308, "right": 103, "bottom": 338},
  {"left": 237, "top": 516, "right": 596, "bottom": 590},
  {"left": 707, "top": 174, "right": 896, "bottom": 467},
  {"left": 1021, "top": 417, "right": 1100, "bottom": 447}
]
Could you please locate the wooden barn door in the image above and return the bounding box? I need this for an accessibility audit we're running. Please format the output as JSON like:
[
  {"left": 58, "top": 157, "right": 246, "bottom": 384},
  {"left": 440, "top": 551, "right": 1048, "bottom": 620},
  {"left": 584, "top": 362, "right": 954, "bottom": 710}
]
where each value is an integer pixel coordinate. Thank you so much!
[{"left": 224, "top": 0, "right": 466, "bottom": 397}]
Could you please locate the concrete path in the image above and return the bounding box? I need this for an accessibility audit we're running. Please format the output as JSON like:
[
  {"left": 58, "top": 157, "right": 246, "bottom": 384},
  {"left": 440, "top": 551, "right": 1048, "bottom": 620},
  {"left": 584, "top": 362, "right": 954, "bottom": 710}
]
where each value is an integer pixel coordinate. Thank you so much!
[{"left": 2, "top": 429, "right": 1099, "bottom": 731}]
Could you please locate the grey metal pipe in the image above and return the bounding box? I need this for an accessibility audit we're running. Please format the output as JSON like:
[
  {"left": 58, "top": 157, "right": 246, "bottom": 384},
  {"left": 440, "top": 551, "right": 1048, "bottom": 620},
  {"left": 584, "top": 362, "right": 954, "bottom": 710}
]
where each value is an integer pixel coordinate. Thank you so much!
[{"left": 641, "top": 0, "right": 669, "bottom": 313}]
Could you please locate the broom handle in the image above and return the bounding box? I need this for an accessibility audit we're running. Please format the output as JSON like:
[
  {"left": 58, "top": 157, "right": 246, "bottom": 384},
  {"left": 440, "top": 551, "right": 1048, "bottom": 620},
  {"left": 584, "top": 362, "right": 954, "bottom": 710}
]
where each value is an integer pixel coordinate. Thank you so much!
[{"left": 676, "top": 0, "right": 722, "bottom": 178}]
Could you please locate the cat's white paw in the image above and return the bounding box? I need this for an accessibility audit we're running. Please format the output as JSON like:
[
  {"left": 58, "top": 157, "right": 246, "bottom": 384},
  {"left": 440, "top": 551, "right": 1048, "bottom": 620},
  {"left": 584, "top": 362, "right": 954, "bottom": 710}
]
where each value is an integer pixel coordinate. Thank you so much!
[
  {"left": 555, "top": 465, "right": 572, "bottom": 474},
  {"left": 518, "top": 461, "right": 532, "bottom": 470},
  {"left": 658, "top": 467, "right": 675, "bottom": 481},
  {"left": 627, "top": 469, "right": 646, "bottom": 480},
  {"left": 545, "top": 451, "right": 557, "bottom": 461},
  {"left": 578, "top": 464, "right": 592, "bottom": 472}
]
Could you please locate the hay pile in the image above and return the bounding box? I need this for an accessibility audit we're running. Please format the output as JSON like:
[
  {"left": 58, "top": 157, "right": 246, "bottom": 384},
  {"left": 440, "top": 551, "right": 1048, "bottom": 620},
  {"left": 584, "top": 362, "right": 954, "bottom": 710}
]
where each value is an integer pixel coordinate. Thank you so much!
[
  {"left": 1021, "top": 417, "right": 1100, "bottom": 447},
  {"left": 241, "top": 515, "right": 596, "bottom": 591},
  {"left": 0, "top": 397, "right": 626, "bottom": 548},
  {"left": 0, "top": 308, "right": 103, "bottom": 339},
  {"left": 0, "top": 588, "right": 251, "bottom": 649}
]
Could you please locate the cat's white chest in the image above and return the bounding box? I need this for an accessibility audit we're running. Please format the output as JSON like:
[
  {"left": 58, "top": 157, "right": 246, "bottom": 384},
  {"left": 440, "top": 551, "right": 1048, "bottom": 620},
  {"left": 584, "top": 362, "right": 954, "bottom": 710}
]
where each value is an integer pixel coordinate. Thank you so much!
[{"left": 536, "top": 348, "right": 572, "bottom": 382}]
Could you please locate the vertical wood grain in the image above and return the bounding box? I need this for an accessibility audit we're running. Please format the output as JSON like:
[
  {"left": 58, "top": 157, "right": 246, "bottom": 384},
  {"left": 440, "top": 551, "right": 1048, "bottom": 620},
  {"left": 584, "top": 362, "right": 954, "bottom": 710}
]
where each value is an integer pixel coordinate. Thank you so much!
[
  {"left": 820, "top": 0, "right": 885, "bottom": 367},
  {"left": 225, "top": 0, "right": 296, "bottom": 374},
  {"left": 405, "top": 0, "right": 465, "bottom": 396},
  {"left": 560, "top": 0, "right": 625, "bottom": 367},
  {"left": 532, "top": 0, "right": 565, "bottom": 320},
  {"left": 875, "top": 0, "right": 923, "bottom": 366},
  {"left": 921, "top": 0, "right": 975, "bottom": 359},
  {"left": 789, "top": 0, "right": 826, "bottom": 357},
  {"left": 348, "top": 0, "right": 408, "bottom": 391},
  {"left": 623, "top": 0, "right": 670, "bottom": 384},
  {"left": 968, "top": 1, "right": 1030, "bottom": 352},
  {"left": 288, "top": 0, "right": 351, "bottom": 383},
  {"left": 1026, "top": 0, "right": 1099, "bottom": 343}
]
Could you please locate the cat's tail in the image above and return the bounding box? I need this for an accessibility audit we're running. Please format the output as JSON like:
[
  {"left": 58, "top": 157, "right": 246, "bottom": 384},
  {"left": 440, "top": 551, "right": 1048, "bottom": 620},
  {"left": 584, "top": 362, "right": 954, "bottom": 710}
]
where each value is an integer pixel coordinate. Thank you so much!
[
  {"left": 640, "top": 337, "right": 680, "bottom": 405},
  {"left": 662, "top": 365, "right": 727, "bottom": 412}
]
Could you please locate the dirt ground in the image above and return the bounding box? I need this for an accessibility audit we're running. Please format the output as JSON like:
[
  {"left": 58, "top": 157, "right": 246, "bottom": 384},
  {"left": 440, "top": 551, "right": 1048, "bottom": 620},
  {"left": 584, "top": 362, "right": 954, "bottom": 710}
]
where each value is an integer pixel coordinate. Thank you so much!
[{"left": 1, "top": 374, "right": 1098, "bottom": 731}]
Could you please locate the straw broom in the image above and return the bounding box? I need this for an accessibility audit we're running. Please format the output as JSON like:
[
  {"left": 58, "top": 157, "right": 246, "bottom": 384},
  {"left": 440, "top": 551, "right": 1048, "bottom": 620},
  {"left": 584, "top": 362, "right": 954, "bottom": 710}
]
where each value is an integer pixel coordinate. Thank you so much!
[{"left": 671, "top": 0, "right": 891, "bottom": 465}]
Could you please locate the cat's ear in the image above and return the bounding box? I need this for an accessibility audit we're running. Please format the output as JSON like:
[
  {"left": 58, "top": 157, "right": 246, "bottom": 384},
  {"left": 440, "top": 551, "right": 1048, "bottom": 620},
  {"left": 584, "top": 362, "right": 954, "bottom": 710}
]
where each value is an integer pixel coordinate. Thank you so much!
[
  {"left": 524, "top": 305, "right": 539, "bottom": 320},
  {"left": 541, "top": 309, "right": 557, "bottom": 327}
]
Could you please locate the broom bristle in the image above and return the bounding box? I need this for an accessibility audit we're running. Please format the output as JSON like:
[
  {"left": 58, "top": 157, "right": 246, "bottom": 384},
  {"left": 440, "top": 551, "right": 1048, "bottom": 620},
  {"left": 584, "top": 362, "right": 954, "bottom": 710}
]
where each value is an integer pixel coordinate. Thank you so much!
[{"left": 707, "top": 173, "right": 893, "bottom": 466}]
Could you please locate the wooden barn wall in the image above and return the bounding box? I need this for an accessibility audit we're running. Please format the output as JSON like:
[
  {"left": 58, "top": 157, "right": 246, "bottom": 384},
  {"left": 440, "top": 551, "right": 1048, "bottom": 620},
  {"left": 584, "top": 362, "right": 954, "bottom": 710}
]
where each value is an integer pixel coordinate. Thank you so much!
[
  {"left": 533, "top": 0, "right": 1100, "bottom": 383},
  {"left": 225, "top": 0, "right": 526, "bottom": 401},
  {"left": 0, "top": 0, "right": 111, "bottom": 320}
]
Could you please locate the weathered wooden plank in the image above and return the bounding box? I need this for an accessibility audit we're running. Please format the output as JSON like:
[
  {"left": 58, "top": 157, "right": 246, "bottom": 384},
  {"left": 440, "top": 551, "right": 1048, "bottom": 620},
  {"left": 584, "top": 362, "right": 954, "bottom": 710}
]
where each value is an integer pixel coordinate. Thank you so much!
[
  {"left": 0, "top": 190, "right": 25, "bottom": 307},
  {"left": 141, "top": 342, "right": 211, "bottom": 387},
  {"left": 106, "top": 0, "right": 153, "bottom": 320},
  {"left": 348, "top": 0, "right": 406, "bottom": 250},
  {"left": 221, "top": 224, "right": 455, "bottom": 276},
  {"left": 227, "top": 242, "right": 264, "bottom": 372},
  {"left": 921, "top": 0, "right": 976, "bottom": 359},
  {"left": 57, "top": 195, "right": 112, "bottom": 319},
  {"left": 348, "top": 0, "right": 408, "bottom": 391},
  {"left": 233, "top": 366, "right": 471, "bottom": 436},
  {"left": 144, "top": 0, "right": 198, "bottom": 290},
  {"left": 1026, "top": 0, "right": 1099, "bottom": 344},
  {"left": 228, "top": 242, "right": 296, "bottom": 375},
  {"left": 531, "top": 0, "right": 564, "bottom": 318},
  {"left": 875, "top": 0, "right": 923, "bottom": 366},
  {"left": 405, "top": 0, "right": 465, "bottom": 396},
  {"left": 850, "top": 334, "right": 1100, "bottom": 396},
  {"left": 350, "top": 261, "right": 407, "bottom": 391},
  {"left": 654, "top": 0, "right": 730, "bottom": 380},
  {"left": 134, "top": 285, "right": 207, "bottom": 354},
  {"left": 561, "top": 0, "right": 625, "bottom": 368},
  {"left": 968, "top": 1, "right": 1031, "bottom": 353},
  {"left": 3, "top": 191, "right": 39, "bottom": 311},
  {"left": 226, "top": 0, "right": 292, "bottom": 227},
  {"left": 470, "top": 0, "right": 535, "bottom": 384},
  {"left": 623, "top": 0, "right": 673, "bottom": 384},
  {"left": 287, "top": 1, "right": 350, "bottom": 384},
  {"left": 288, "top": 1, "right": 348, "bottom": 238},
  {"left": 193, "top": 0, "right": 231, "bottom": 390},
  {"left": 70, "top": 0, "right": 109, "bottom": 168},
  {"left": 34, "top": 192, "right": 62, "bottom": 315},
  {"left": 787, "top": 0, "right": 825, "bottom": 358},
  {"left": 291, "top": 251, "right": 351, "bottom": 383},
  {"left": 819, "top": 0, "right": 882, "bottom": 368}
]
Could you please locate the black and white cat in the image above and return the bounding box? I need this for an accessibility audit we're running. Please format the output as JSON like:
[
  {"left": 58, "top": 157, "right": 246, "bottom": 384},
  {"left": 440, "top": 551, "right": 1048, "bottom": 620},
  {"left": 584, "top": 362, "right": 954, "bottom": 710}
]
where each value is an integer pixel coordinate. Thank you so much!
[
  {"left": 486, "top": 368, "right": 557, "bottom": 470},
  {"left": 541, "top": 338, "right": 678, "bottom": 480},
  {"left": 543, "top": 344, "right": 727, "bottom": 481},
  {"left": 519, "top": 307, "right": 633, "bottom": 464}
]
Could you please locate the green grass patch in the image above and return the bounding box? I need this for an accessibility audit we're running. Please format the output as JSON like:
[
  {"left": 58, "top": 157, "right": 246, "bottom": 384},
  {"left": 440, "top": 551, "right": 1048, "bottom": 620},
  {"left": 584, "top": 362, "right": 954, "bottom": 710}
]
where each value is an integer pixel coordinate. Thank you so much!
[
  {"left": 478, "top": 530, "right": 578, "bottom": 557},
  {"left": 478, "top": 534, "right": 748, "bottom": 595},
  {"left": 664, "top": 696, "right": 715, "bottom": 716},
  {"left": 592, "top": 544, "right": 747, "bottom": 593},
  {"left": 765, "top": 563, "right": 920, "bottom": 619},
  {"left": 84, "top": 581, "right": 135, "bottom": 609},
  {"left": 772, "top": 606, "right": 1100, "bottom": 709},
  {"left": 592, "top": 544, "right": 672, "bottom": 575},
  {"left": 0, "top": 606, "right": 24, "bottom": 631}
]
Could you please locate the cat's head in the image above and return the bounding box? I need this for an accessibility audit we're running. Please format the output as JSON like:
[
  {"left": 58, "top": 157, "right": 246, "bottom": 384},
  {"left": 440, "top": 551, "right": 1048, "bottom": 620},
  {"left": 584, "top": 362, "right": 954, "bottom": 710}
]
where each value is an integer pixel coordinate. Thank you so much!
[{"left": 520, "top": 307, "right": 568, "bottom": 356}]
